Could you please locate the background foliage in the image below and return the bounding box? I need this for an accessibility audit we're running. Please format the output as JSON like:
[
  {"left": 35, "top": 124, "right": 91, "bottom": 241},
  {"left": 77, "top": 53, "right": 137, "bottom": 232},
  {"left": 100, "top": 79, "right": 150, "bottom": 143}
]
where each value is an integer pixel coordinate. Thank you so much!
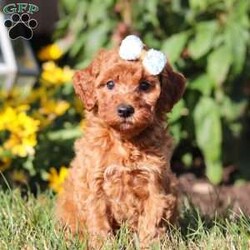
[
  {"left": 0, "top": 0, "right": 249, "bottom": 191},
  {"left": 0, "top": 62, "right": 81, "bottom": 191},
  {"left": 55, "top": 0, "right": 250, "bottom": 184}
]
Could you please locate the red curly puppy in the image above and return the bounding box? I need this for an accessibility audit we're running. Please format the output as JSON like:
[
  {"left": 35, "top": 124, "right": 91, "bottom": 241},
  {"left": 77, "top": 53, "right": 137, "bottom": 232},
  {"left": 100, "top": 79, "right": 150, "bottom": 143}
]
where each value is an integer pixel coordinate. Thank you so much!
[{"left": 56, "top": 36, "right": 185, "bottom": 249}]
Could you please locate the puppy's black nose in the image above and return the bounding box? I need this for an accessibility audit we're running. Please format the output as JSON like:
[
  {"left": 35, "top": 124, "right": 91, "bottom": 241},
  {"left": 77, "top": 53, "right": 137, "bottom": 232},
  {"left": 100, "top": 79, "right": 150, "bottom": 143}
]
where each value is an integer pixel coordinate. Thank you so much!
[{"left": 117, "top": 104, "right": 134, "bottom": 118}]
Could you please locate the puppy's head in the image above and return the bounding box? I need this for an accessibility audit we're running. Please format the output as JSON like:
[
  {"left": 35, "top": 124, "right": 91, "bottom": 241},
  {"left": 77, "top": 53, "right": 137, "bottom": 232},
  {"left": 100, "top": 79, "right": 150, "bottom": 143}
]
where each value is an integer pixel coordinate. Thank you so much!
[{"left": 74, "top": 48, "right": 185, "bottom": 137}]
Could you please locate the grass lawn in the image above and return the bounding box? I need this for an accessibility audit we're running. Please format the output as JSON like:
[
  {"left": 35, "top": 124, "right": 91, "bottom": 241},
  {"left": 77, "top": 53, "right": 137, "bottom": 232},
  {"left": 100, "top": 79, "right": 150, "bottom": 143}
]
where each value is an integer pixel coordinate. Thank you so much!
[{"left": 0, "top": 189, "right": 249, "bottom": 250}]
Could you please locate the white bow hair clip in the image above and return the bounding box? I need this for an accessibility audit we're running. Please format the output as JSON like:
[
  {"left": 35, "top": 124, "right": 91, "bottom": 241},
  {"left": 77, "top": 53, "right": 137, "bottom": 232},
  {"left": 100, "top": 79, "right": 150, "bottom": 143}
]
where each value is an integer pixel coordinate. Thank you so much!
[{"left": 119, "top": 35, "right": 167, "bottom": 75}]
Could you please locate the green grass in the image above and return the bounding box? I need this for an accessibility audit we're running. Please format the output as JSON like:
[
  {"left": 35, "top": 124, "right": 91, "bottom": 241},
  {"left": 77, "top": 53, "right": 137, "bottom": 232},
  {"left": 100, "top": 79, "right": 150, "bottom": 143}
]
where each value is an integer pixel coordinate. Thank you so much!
[{"left": 0, "top": 189, "right": 249, "bottom": 250}]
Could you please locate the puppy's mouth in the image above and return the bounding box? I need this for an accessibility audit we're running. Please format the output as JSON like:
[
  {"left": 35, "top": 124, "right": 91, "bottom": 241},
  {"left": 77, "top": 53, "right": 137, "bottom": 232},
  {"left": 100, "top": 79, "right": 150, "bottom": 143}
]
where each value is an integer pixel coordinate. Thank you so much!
[{"left": 119, "top": 119, "right": 134, "bottom": 131}]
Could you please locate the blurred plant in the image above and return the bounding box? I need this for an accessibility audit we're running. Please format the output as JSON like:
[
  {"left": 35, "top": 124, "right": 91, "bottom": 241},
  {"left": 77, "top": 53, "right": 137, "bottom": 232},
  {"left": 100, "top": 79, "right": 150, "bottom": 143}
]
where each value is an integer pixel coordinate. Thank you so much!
[
  {"left": 0, "top": 0, "right": 249, "bottom": 190},
  {"left": 54, "top": 0, "right": 250, "bottom": 184},
  {"left": 46, "top": 166, "right": 69, "bottom": 193},
  {"left": 163, "top": 0, "right": 250, "bottom": 183},
  {"left": 38, "top": 43, "right": 64, "bottom": 61},
  {"left": 0, "top": 55, "right": 81, "bottom": 190},
  {"left": 11, "top": 169, "right": 29, "bottom": 185},
  {"left": 0, "top": 155, "right": 12, "bottom": 172},
  {"left": 54, "top": 0, "right": 117, "bottom": 68},
  {"left": 41, "top": 61, "right": 74, "bottom": 86},
  {"left": 0, "top": 106, "right": 40, "bottom": 157}
]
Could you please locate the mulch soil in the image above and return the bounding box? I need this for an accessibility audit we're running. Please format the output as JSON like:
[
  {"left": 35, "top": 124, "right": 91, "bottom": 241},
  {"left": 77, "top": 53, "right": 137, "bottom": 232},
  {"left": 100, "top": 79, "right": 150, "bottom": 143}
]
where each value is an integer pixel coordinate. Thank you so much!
[{"left": 179, "top": 173, "right": 250, "bottom": 216}]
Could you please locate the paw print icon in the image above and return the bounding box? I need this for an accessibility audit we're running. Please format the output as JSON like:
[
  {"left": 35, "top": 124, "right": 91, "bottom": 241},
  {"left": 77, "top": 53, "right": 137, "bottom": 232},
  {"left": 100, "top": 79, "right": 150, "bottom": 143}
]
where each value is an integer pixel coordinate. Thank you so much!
[{"left": 4, "top": 13, "right": 38, "bottom": 40}]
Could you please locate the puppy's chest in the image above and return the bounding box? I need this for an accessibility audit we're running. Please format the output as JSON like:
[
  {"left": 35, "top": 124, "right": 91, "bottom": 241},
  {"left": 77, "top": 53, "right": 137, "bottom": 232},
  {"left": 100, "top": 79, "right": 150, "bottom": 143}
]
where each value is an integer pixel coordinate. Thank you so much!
[
  {"left": 104, "top": 141, "right": 163, "bottom": 168},
  {"left": 100, "top": 144, "right": 165, "bottom": 223},
  {"left": 103, "top": 165, "right": 150, "bottom": 223},
  {"left": 102, "top": 148, "right": 164, "bottom": 223}
]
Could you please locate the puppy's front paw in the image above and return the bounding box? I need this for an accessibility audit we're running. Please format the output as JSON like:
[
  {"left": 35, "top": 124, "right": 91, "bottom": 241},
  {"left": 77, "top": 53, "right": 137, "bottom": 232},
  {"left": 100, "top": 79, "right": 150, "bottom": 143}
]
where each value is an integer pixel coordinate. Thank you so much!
[{"left": 88, "top": 231, "right": 114, "bottom": 250}]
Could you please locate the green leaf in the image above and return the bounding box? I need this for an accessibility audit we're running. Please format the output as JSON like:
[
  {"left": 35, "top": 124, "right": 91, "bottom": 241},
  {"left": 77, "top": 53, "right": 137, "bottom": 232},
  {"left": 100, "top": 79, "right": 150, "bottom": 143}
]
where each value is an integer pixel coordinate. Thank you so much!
[
  {"left": 67, "top": 2, "right": 88, "bottom": 35},
  {"left": 189, "top": 0, "right": 207, "bottom": 11},
  {"left": 23, "top": 156, "right": 36, "bottom": 176},
  {"left": 169, "top": 123, "right": 182, "bottom": 144},
  {"left": 225, "top": 23, "right": 248, "bottom": 75},
  {"left": 189, "top": 0, "right": 222, "bottom": 11},
  {"left": 182, "top": 153, "right": 192, "bottom": 167},
  {"left": 61, "top": 0, "right": 79, "bottom": 13},
  {"left": 162, "top": 32, "right": 189, "bottom": 64},
  {"left": 230, "top": 0, "right": 250, "bottom": 23},
  {"left": 194, "top": 97, "right": 223, "bottom": 183},
  {"left": 88, "top": 0, "right": 111, "bottom": 26},
  {"left": 69, "top": 34, "right": 86, "bottom": 57},
  {"left": 207, "top": 45, "right": 232, "bottom": 85},
  {"left": 188, "top": 21, "right": 218, "bottom": 59},
  {"left": 144, "top": 33, "right": 161, "bottom": 49},
  {"left": 144, "top": 0, "right": 159, "bottom": 27},
  {"left": 48, "top": 127, "right": 82, "bottom": 141},
  {"left": 189, "top": 74, "right": 215, "bottom": 96},
  {"left": 220, "top": 96, "right": 247, "bottom": 122},
  {"left": 84, "top": 22, "right": 111, "bottom": 58},
  {"left": 168, "top": 99, "right": 186, "bottom": 123},
  {"left": 194, "top": 97, "right": 222, "bottom": 161},
  {"left": 206, "top": 160, "right": 223, "bottom": 184}
]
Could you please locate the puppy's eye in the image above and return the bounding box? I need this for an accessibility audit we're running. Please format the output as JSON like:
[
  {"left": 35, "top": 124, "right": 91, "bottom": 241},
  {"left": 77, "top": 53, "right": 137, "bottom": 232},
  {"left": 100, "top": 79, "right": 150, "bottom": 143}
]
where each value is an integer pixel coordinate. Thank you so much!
[
  {"left": 106, "top": 80, "right": 115, "bottom": 90},
  {"left": 139, "top": 81, "right": 151, "bottom": 91}
]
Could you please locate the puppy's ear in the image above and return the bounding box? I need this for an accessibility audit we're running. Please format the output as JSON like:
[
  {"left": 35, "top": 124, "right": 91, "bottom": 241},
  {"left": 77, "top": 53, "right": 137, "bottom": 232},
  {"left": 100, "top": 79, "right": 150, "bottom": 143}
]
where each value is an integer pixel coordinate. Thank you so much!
[
  {"left": 157, "top": 63, "right": 186, "bottom": 113},
  {"left": 73, "top": 65, "right": 97, "bottom": 111},
  {"left": 73, "top": 49, "right": 108, "bottom": 111}
]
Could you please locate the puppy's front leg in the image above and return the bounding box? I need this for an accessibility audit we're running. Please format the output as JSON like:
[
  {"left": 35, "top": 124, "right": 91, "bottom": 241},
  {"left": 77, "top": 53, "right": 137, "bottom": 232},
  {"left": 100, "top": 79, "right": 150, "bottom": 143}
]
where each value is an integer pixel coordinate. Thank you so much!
[
  {"left": 137, "top": 192, "right": 177, "bottom": 249},
  {"left": 85, "top": 187, "right": 112, "bottom": 249}
]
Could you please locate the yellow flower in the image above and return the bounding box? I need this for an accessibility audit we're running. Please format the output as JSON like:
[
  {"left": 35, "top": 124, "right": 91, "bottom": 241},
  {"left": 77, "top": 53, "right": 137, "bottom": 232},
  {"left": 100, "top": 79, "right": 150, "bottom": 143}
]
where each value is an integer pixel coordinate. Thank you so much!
[
  {"left": 38, "top": 43, "right": 63, "bottom": 61},
  {"left": 0, "top": 107, "right": 16, "bottom": 131},
  {"left": 41, "top": 61, "right": 74, "bottom": 86},
  {"left": 48, "top": 166, "right": 69, "bottom": 193},
  {"left": 4, "top": 133, "right": 37, "bottom": 157},
  {"left": 0, "top": 107, "right": 40, "bottom": 157},
  {"left": 0, "top": 105, "right": 31, "bottom": 131},
  {"left": 12, "top": 110, "right": 39, "bottom": 135},
  {"left": 40, "top": 99, "right": 70, "bottom": 117}
]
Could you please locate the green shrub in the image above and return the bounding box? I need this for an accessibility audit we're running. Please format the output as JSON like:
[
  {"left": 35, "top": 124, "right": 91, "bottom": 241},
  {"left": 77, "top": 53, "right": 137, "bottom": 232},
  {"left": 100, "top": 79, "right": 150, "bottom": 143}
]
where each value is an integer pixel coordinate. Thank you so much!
[
  {"left": 55, "top": 0, "right": 250, "bottom": 184},
  {"left": 1, "top": 0, "right": 249, "bottom": 190}
]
